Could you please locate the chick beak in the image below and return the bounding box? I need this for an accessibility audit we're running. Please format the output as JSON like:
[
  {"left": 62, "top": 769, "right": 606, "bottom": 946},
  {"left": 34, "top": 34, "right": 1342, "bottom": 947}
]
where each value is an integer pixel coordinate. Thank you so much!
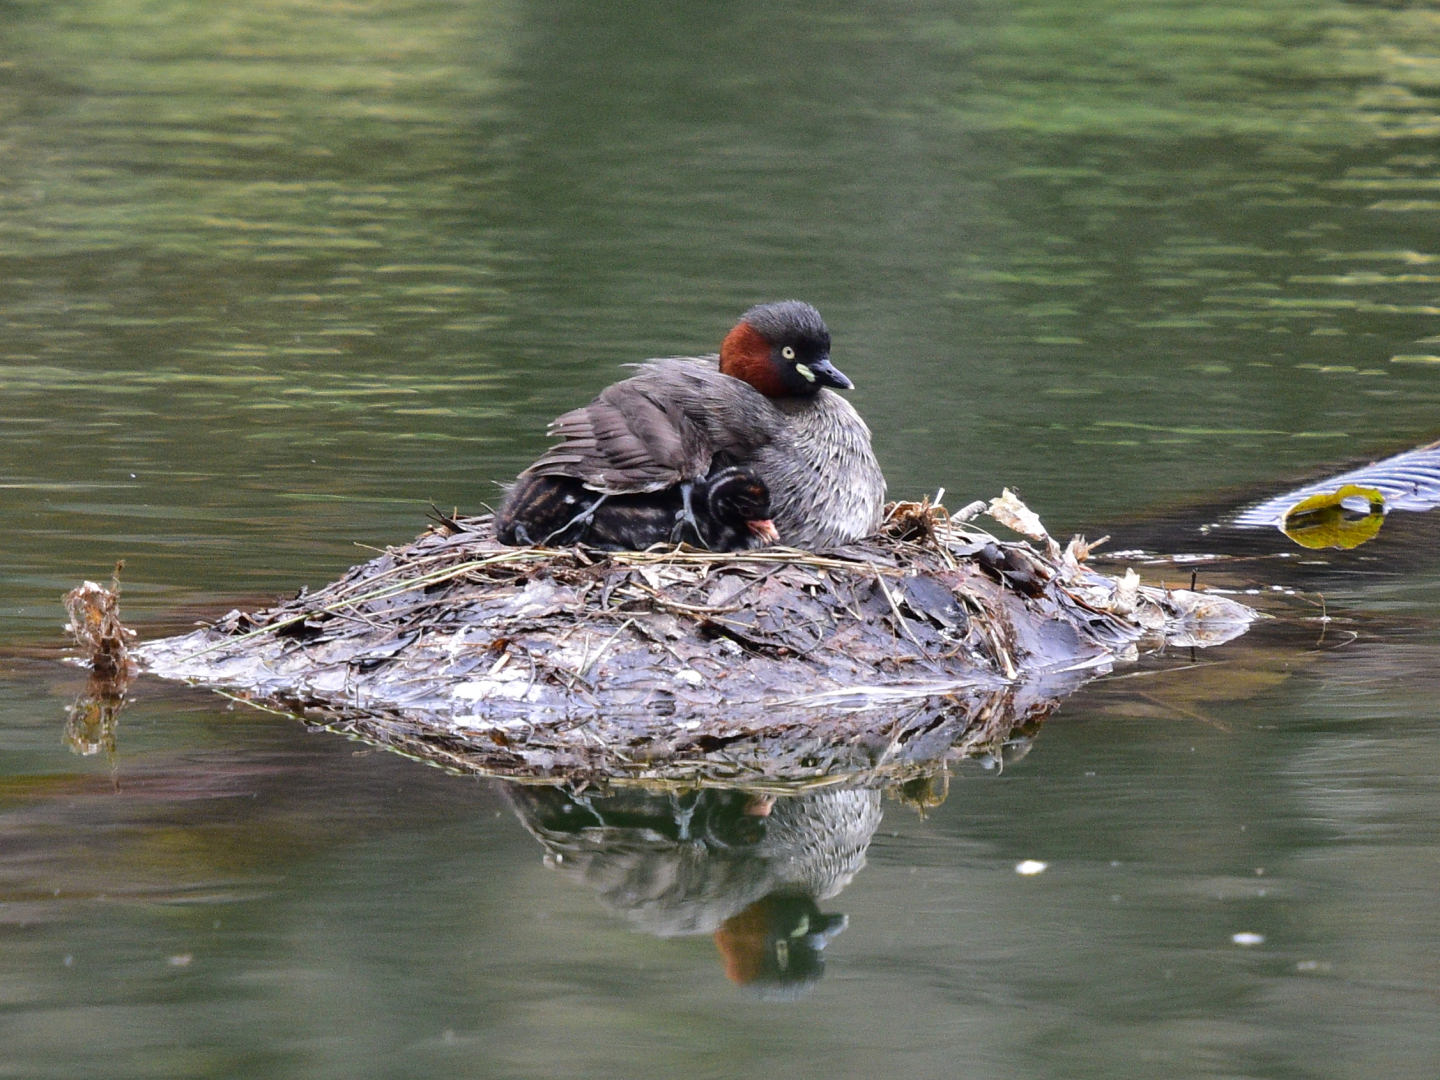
[
  {"left": 743, "top": 795, "right": 776, "bottom": 817},
  {"left": 806, "top": 355, "right": 854, "bottom": 390},
  {"left": 747, "top": 519, "right": 780, "bottom": 545}
]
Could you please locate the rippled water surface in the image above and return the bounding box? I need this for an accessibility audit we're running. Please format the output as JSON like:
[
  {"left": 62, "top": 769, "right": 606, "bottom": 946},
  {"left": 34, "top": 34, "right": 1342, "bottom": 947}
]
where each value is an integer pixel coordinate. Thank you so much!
[{"left": 4, "top": 2, "right": 1440, "bottom": 1076}]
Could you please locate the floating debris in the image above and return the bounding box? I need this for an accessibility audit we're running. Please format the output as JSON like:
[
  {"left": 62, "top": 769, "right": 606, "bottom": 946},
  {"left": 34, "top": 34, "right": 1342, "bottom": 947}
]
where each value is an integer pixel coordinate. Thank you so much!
[
  {"left": 1015, "top": 860, "right": 1048, "bottom": 876},
  {"left": 63, "top": 563, "right": 134, "bottom": 679},
  {"left": 62, "top": 563, "right": 135, "bottom": 765},
  {"left": 1232, "top": 932, "right": 1265, "bottom": 946},
  {"left": 1282, "top": 484, "right": 1385, "bottom": 550},
  {"left": 1234, "top": 438, "right": 1440, "bottom": 549}
]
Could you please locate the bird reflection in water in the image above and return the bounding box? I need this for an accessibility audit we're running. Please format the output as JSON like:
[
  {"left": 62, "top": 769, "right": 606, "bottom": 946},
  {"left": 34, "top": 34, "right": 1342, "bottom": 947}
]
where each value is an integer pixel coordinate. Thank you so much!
[{"left": 502, "top": 784, "right": 880, "bottom": 999}]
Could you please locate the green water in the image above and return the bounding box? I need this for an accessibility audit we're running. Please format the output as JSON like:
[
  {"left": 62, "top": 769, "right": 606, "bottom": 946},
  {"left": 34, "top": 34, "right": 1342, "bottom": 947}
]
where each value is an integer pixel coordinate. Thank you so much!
[{"left": 4, "top": 1, "right": 1440, "bottom": 1076}]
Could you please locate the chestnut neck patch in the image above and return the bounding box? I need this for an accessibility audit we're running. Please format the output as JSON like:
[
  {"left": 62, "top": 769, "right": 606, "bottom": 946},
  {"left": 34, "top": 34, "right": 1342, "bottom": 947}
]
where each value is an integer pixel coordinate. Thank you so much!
[{"left": 719, "top": 321, "right": 788, "bottom": 398}]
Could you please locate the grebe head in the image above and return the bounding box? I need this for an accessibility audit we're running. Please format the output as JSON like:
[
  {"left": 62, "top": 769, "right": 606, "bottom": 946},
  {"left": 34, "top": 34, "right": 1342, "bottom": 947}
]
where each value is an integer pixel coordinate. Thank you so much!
[{"left": 718, "top": 300, "right": 851, "bottom": 398}]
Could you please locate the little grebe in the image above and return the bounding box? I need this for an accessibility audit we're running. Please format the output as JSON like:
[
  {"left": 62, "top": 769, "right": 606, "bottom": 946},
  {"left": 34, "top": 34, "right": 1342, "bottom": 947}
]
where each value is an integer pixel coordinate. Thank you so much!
[{"left": 497, "top": 301, "right": 885, "bottom": 549}]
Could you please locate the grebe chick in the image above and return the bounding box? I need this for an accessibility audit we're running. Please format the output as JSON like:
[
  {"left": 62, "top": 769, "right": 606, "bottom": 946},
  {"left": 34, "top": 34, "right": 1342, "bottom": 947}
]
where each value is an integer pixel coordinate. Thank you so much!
[{"left": 499, "top": 464, "right": 778, "bottom": 551}]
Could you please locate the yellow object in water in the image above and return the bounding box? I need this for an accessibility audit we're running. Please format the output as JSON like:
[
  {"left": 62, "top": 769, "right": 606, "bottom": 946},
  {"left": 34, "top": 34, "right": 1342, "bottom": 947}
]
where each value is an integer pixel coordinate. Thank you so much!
[{"left": 1282, "top": 485, "right": 1386, "bottom": 549}]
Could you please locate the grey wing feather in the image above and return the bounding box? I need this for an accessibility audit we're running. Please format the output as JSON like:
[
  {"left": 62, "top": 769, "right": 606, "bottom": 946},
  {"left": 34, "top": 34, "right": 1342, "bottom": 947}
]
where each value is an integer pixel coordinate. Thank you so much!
[{"left": 522, "top": 357, "right": 778, "bottom": 495}]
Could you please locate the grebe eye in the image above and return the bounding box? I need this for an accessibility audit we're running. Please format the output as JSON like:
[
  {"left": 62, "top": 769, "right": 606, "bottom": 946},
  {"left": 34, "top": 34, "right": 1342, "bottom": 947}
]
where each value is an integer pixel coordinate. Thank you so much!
[{"left": 781, "top": 346, "right": 796, "bottom": 360}]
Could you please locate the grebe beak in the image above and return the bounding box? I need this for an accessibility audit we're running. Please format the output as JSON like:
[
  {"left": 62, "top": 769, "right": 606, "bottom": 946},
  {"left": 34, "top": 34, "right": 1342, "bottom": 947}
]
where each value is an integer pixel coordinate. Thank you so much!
[
  {"left": 747, "top": 519, "right": 780, "bottom": 545},
  {"left": 806, "top": 355, "right": 853, "bottom": 390}
]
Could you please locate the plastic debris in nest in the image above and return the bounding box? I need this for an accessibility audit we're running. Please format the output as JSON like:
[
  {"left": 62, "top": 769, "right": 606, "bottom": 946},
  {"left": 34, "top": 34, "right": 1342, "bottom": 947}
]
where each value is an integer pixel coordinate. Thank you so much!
[{"left": 119, "top": 493, "right": 1256, "bottom": 788}]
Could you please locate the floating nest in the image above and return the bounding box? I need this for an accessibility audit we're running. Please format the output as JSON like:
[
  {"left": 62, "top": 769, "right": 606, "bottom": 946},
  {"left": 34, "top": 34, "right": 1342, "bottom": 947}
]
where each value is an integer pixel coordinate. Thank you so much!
[{"left": 98, "top": 493, "right": 1255, "bottom": 790}]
